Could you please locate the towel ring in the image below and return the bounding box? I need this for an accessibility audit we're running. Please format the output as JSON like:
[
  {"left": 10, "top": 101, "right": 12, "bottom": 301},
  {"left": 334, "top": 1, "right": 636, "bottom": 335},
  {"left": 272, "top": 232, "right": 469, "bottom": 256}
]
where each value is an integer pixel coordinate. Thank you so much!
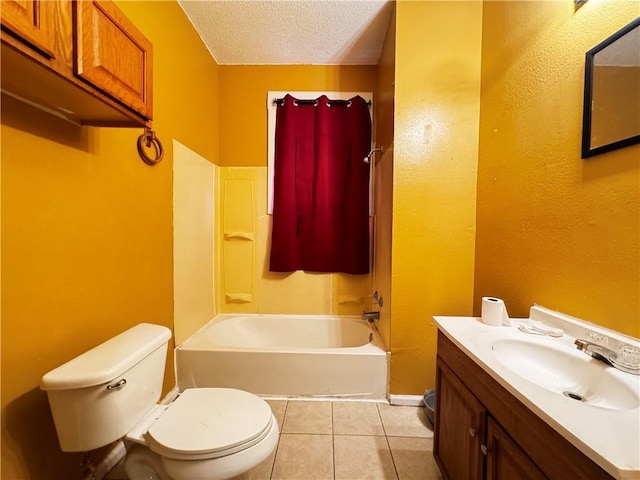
[{"left": 137, "top": 127, "right": 164, "bottom": 166}]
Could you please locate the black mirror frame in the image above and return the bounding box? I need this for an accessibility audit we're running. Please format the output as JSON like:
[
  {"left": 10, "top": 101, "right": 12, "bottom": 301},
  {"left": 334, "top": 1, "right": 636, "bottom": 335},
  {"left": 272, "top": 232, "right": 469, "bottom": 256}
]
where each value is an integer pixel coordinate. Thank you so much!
[{"left": 581, "top": 17, "right": 640, "bottom": 159}]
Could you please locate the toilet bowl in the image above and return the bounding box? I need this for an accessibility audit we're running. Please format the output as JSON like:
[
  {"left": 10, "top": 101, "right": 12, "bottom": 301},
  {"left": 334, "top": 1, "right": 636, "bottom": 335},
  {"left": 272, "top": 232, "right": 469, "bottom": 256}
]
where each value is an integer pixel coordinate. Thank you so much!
[
  {"left": 40, "top": 323, "right": 279, "bottom": 480},
  {"left": 125, "top": 388, "right": 279, "bottom": 480},
  {"left": 125, "top": 446, "right": 172, "bottom": 480}
]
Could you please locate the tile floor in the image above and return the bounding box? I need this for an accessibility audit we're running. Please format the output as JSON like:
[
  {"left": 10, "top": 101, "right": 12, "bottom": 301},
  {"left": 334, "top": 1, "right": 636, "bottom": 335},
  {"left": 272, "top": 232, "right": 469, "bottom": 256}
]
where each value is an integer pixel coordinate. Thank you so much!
[{"left": 234, "top": 400, "right": 443, "bottom": 480}]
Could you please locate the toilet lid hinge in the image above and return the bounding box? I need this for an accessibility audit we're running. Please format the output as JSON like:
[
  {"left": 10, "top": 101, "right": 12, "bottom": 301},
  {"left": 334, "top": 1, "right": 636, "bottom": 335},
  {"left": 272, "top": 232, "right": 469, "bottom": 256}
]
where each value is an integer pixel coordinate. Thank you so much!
[{"left": 125, "top": 404, "right": 170, "bottom": 446}]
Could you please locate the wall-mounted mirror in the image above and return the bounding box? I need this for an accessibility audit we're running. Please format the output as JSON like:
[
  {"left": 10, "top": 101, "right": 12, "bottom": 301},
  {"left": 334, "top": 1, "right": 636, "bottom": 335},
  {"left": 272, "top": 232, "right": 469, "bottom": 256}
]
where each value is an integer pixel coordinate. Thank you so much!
[{"left": 582, "top": 17, "right": 640, "bottom": 158}]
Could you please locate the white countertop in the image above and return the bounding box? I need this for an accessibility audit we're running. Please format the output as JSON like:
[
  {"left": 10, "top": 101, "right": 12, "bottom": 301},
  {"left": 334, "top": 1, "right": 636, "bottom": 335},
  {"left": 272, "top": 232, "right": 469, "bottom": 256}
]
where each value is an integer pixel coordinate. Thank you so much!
[{"left": 433, "top": 306, "right": 640, "bottom": 480}]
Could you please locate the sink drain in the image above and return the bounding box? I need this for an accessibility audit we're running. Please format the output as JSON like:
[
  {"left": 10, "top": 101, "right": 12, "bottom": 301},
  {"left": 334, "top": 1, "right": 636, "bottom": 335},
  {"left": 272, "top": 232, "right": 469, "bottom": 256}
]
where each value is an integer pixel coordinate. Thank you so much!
[{"left": 563, "top": 391, "right": 586, "bottom": 402}]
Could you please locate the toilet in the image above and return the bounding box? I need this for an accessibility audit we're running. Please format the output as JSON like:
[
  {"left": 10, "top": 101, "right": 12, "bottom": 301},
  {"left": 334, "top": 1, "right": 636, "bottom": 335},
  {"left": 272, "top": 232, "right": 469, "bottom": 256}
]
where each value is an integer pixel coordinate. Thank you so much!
[{"left": 40, "top": 323, "right": 279, "bottom": 480}]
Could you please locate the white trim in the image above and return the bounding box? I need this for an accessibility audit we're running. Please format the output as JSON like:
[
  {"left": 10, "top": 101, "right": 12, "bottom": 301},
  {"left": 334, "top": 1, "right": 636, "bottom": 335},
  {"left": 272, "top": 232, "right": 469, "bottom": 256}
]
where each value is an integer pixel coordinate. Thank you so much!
[
  {"left": 389, "top": 394, "right": 426, "bottom": 407},
  {"left": 260, "top": 395, "right": 388, "bottom": 403},
  {"left": 266, "top": 91, "right": 373, "bottom": 214}
]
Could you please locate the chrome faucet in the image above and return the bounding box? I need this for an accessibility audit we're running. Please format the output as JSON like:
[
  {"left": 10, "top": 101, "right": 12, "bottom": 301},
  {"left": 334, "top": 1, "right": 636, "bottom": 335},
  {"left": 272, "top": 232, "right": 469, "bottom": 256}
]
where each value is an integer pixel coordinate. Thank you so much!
[
  {"left": 574, "top": 339, "right": 640, "bottom": 375},
  {"left": 362, "top": 311, "right": 380, "bottom": 323}
]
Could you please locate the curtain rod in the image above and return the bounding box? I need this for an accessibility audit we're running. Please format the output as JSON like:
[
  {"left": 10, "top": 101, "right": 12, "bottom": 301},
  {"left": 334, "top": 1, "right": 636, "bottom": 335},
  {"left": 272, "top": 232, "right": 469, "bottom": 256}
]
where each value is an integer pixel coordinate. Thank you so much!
[{"left": 272, "top": 97, "right": 371, "bottom": 108}]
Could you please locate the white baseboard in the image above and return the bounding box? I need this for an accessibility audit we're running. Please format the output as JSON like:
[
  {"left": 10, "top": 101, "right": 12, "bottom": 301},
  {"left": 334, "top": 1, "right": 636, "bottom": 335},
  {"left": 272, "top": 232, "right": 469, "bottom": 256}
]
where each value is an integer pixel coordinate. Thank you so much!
[
  {"left": 389, "top": 394, "right": 425, "bottom": 407},
  {"left": 163, "top": 387, "right": 424, "bottom": 407}
]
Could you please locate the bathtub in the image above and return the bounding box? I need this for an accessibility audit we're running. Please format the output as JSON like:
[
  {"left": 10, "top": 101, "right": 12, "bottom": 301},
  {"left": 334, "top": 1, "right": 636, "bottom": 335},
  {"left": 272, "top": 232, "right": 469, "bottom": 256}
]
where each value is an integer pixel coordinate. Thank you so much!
[{"left": 176, "top": 314, "right": 388, "bottom": 399}]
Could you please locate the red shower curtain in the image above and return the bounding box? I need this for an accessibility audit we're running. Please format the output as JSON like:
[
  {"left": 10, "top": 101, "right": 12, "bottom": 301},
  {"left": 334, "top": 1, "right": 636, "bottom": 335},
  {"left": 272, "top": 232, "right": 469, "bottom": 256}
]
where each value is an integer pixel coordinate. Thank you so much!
[{"left": 269, "top": 94, "right": 371, "bottom": 274}]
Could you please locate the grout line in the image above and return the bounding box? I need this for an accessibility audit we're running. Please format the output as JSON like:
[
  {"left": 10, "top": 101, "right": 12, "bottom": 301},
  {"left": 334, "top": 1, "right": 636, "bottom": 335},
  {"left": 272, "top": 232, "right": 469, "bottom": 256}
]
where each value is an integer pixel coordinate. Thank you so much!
[
  {"left": 278, "top": 432, "right": 333, "bottom": 436},
  {"left": 376, "top": 403, "right": 388, "bottom": 436},
  {"left": 385, "top": 434, "right": 401, "bottom": 480},
  {"left": 377, "top": 403, "right": 401, "bottom": 480},
  {"left": 268, "top": 402, "right": 430, "bottom": 480},
  {"left": 331, "top": 402, "right": 336, "bottom": 480},
  {"left": 268, "top": 399, "right": 287, "bottom": 480}
]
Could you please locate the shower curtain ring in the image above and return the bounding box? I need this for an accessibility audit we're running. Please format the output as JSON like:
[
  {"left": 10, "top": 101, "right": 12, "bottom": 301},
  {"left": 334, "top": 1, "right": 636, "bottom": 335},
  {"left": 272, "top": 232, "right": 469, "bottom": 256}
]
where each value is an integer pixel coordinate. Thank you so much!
[{"left": 137, "top": 127, "right": 164, "bottom": 166}]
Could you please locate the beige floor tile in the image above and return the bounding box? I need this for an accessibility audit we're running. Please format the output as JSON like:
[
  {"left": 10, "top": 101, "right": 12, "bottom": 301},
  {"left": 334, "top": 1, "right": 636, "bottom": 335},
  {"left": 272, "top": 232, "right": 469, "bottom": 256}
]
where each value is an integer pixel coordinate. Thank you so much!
[
  {"left": 387, "top": 437, "right": 441, "bottom": 480},
  {"left": 334, "top": 435, "right": 398, "bottom": 480},
  {"left": 231, "top": 446, "right": 277, "bottom": 480},
  {"left": 265, "top": 399, "right": 288, "bottom": 430},
  {"left": 271, "top": 434, "right": 334, "bottom": 480},
  {"left": 281, "top": 400, "right": 333, "bottom": 434},
  {"left": 377, "top": 404, "right": 433, "bottom": 438},
  {"left": 333, "top": 402, "right": 385, "bottom": 436}
]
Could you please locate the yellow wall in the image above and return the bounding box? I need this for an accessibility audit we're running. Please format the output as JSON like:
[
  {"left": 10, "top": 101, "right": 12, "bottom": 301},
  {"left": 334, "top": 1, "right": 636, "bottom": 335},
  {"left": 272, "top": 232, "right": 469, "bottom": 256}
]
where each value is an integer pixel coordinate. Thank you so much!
[
  {"left": 0, "top": 2, "right": 219, "bottom": 478},
  {"left": 372, "top": 7, "right": 396, "bottom": 351},
  {"left": 3, "top": 3, "right": 639, "bottom": 477},
  {"left": 475, "top": 1, "right": 640, "bottom": 336},
  {"left": 217, "top": 65, "right": 378, "bottom": 315},
  {"left": 219, "top": 65, "right": 378, "bottom": 168},
  {"left": 375, "top": 7, "right": 396, "bottom": 155},
  {"left": 391, "top": 1, "right": 483, "bottom": 393}
]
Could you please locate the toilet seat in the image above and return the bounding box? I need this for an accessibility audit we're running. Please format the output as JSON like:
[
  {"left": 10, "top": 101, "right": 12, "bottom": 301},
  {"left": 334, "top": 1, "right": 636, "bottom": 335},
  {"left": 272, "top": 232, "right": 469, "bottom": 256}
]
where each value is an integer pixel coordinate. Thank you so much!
[{"left": 145, "top": 388, "right": 274, "bottom": 461}]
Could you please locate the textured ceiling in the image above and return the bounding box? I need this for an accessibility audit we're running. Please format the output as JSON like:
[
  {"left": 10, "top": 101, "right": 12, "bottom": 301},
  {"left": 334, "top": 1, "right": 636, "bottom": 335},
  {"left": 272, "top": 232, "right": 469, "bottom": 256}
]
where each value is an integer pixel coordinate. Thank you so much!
[{"left": 177, "top": 0, "right": 395, "bottom": 65}]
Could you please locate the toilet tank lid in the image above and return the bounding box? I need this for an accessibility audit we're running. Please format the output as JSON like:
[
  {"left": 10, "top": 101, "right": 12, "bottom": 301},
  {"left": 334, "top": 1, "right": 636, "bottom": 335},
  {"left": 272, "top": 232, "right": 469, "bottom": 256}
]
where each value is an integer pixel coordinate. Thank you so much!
[{"left": 40, "top": 323, "right": 172, "bottom": 391}]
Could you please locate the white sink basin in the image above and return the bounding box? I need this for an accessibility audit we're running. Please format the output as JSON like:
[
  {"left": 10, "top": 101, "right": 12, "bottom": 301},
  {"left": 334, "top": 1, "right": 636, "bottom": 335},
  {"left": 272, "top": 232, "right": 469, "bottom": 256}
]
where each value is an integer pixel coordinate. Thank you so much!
[
  {"left": 491, "top": 338, "right": 640, "bottom": 410},
  {"left": 435, "top": 308, "right": 640, "bottom": 478}
]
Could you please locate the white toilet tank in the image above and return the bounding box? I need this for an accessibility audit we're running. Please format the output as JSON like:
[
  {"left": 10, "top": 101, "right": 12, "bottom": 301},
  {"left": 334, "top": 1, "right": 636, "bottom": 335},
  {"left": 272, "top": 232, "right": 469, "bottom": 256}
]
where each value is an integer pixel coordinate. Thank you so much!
[{"left": 41, "top": 323, "right": 172, "bottom": 452}]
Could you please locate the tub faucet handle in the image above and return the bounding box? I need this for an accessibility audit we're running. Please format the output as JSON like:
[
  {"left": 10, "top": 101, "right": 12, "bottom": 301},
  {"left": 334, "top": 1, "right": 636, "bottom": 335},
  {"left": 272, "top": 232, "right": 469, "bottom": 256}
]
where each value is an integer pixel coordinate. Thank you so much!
[
  {"left": 372, "top": 291, "right": 384, "bottom": 308},
  {"left": 362, "top": 311, "right": 380, "bottom": 322}
]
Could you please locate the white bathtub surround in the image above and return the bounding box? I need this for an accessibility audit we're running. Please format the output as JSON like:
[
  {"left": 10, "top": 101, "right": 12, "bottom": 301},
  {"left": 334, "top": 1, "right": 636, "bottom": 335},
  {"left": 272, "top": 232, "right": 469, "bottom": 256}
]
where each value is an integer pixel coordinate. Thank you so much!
[
  {"left": 433, "top": 305, "right": 640, "bottom": 480},
  {"left": 173, "top": 140, "right": 216, "bottom": 345},
  {"left": 177, "top": 314, "right": 388, "bottom": 399}
]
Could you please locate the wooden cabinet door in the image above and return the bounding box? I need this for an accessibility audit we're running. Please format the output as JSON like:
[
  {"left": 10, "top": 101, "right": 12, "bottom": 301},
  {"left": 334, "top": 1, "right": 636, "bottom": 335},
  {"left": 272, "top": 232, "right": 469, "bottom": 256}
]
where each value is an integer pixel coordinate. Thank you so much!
[
  {"left": 434, "top": 359, "right": 486, "bottom": 480},
  {"left": 485, "top": 416, "right": 548, "bottom": 480},
  {"left": 1, "top": 0, "right": 55, "bottom": 57},
  {"left": 74, "top": 0, "right": 152, "bottom": 119}
]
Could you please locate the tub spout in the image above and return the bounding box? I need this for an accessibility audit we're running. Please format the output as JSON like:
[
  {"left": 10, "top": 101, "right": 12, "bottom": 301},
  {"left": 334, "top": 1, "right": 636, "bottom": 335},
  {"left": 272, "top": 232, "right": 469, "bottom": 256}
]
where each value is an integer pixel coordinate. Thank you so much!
[{"left": 362, "top": 311, "right": 380, "bottom": 323}]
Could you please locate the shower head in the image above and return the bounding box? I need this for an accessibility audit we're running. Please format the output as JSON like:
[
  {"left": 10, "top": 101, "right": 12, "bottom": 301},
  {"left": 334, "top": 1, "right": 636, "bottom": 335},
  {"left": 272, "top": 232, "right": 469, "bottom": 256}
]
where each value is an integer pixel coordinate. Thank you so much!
[{"left": 363, "top": 147, "right": 382, "bottom": 164}]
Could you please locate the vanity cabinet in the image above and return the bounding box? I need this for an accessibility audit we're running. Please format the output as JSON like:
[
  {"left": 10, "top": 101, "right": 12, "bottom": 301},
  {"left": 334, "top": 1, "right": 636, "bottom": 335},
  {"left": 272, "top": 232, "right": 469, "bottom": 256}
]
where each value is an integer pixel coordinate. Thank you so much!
[
  {"left": 1, "top": 0, "right": 152, "bottom": 127},
  {"left": 435, "top": 359, "right": 544, "bottom": 480},
  {"left": 435, "top": 360, "right": 485, "bottom": 480},
  {"left": 434, "top": 331, "right": 614, "bottom": 480},
  {"left": 484, "top": 417, "right": 546, "bottom": 480}
]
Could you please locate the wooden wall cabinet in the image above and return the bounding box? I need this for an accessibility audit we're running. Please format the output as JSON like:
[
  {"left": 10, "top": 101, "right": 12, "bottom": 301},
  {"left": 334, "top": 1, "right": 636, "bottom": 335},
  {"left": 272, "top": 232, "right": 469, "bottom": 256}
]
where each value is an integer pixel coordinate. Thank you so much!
[
  {"left": 1, "top": 0, "right": 55, "bottom": 58},
  {"left": 434, "top": 331, "right": 614, "bottom": 480},
  {"left": 75, "top": 0, "right": 152, "bottom": 119},
  {"left": 1, "top": 0, "right": 152, "bottom": 127}
]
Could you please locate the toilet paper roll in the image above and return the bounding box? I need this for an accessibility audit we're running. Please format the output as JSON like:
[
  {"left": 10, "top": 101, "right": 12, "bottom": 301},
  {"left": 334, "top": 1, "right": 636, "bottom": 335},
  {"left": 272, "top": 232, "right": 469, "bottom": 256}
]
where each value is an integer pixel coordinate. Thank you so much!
[{"left": 481, "top": 297, "right": 511, "bottom": 326}]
